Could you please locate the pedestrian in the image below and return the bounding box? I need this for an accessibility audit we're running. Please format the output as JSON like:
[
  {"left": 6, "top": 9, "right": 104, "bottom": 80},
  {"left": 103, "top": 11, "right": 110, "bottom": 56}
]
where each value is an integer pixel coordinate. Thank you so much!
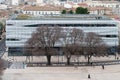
[
  {"left": 91, "top": 62, "right": 93, "bottom": 66},
  {"left": 102, "top": 65, "right": 104, "bottom": 70},
  {"left": 117, "top": 57, "right": 119, "bottom": 60},
  {"left": 88, "top": 74, "right": 91, "bottom": 79}
]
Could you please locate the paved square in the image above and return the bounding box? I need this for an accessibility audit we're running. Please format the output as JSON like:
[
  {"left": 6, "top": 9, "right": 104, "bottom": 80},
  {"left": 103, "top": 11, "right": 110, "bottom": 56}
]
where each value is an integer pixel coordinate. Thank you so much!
[{"left": 2, "top": 65, "right": 120, "bottom": 80}]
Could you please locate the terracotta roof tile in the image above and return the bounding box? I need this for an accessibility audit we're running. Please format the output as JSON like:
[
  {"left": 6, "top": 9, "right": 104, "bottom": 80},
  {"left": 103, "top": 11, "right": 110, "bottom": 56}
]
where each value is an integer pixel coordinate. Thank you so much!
[{"left": 23, "top": 5, "right": 64, "bottom": 11}]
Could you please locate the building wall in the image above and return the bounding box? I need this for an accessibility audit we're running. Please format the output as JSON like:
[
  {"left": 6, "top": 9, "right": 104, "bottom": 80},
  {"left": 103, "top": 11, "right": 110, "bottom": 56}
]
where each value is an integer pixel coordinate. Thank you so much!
[
  {"left": 36, "top": 0, "right": 43, "bottom": 4},
  {"left": 22, "top": 10, "right": 61, "bottom": 16},
  {"left": 6, "top": 19, "right": 119, "bottom": 47},
  {"left": 12, "top": 0, "right": 19, "bottom": 5},
  {"left": 112, "top": 8, "right": 120, "bottom": 16},
  {"left": 87, "top": 2, "right": 120, "bottom": 8},
  {"left": 5, "top": 0, "right": 19, "bottom": 5}
]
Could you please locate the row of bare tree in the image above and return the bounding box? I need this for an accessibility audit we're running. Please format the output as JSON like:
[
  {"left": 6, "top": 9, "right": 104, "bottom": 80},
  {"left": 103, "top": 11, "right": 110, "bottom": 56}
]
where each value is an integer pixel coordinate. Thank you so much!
[{"left": 25, "top": 26, "right": 108, "bottom": 65}]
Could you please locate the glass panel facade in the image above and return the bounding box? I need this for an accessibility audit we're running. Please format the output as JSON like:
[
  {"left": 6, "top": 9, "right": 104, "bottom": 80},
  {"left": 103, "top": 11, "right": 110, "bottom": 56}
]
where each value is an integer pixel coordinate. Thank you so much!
[{"left": 6, "top": 17, "right": 119, "bottom": 56}]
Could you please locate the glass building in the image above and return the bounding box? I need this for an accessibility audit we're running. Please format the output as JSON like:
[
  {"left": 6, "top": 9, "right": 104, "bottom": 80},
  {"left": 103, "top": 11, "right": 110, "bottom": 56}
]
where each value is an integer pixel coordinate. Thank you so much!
[{"left": 6, "top": 14, "right": 119, "bottom": 56}]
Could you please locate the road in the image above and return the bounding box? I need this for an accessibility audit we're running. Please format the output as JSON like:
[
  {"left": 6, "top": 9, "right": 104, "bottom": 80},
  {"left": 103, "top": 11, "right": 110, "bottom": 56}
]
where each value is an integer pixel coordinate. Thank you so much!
[
  {"left": 0, "top": 37, "right": 8, "bottom": 68},
  {"left": 0, "top": 38, "right": 6, "bottom": 58}
]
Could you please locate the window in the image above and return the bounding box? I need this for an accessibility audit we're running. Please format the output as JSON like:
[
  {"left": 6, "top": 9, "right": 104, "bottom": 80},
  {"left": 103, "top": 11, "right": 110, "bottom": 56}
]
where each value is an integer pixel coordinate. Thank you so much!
[
  {"left": 23, "top": 24, "right": 116, "bottom": 27},
  {"left": 6, "top": 38, "right": 20, "bottom": 41},
  {"left": 99, "top": 35, "right": 118, "bottom": 38},
  {"left": 7, "top": 24, "right": 13, "bottom": 26}
]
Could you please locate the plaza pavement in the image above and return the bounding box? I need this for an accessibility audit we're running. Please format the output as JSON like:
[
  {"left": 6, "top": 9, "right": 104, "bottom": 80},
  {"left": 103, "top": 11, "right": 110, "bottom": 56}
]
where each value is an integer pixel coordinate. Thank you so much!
[
  {"left": 1, "top": 51, "right": 120, "bottom": 63},
  {"left": 2, "top": 65, "right": 120, "bottom": 80},
  {"left": 1, "top": 51, "right": 120, "bottom": 80}
]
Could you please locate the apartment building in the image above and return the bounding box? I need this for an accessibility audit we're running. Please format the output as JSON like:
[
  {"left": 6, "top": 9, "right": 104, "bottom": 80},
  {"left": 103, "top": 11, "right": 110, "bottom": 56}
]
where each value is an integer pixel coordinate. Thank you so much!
[
  {"left": 22, "top": 5, "right": 64, "bottom": 16},
  {"left": 5, "top": 0, "right": 19, "bottom": 5}
]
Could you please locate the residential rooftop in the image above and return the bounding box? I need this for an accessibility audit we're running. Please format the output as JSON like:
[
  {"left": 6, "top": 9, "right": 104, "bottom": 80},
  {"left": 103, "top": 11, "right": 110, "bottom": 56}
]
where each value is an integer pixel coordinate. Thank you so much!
[
  {"left": 9, "top": 14, "right": 111, "bottom": 20},
  {"left": 22, "top": 5, "right": 64, "bottom": 11}
]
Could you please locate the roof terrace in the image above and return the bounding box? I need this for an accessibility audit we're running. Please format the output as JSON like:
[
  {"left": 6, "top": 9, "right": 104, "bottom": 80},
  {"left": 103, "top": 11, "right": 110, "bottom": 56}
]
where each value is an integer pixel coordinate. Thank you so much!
[{"left": 10, "top": 14, "right": 111, "bottom": 20}]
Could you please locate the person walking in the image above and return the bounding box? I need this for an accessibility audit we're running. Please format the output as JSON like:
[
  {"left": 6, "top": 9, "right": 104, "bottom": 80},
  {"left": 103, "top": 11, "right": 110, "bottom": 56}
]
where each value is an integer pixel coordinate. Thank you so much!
[
  {"left": 102, "top": 65, "right": 104, "bottom": 70},
  {"left": 117, "top": 57, "right": 119, "bottom": 60},
  {"left": 88, "top": 74, "right": 91, "bottom": 79}
]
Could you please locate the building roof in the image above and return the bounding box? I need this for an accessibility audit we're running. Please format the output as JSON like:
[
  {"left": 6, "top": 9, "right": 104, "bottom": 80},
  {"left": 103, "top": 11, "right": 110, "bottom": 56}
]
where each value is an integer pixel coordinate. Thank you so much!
[
  {"left": 27, "top": 0, "right": 36, "bottom": 2},
  {"left": 10, "top": 14, "right": 111, "bottom": 20},
  {"left": 86, "top": 0, "right": 119, "bottom": 4},
  {"left": 78, "top": 3, "right": 88, "bottom": 7},
  {"left": 100, "top": 1, "right": 120, "bottom": 4},
  {"left": 106, "top": 14, "right": 119, "bottom": 19},
  {"left": 22, "top": 5, "right": 64, "bottom": 11},
  {"left": 0, "top": 10, "right": 9, "bottom": 18},
  {"left": 89, "top": 6, "right": 112, "bottom": 11}
]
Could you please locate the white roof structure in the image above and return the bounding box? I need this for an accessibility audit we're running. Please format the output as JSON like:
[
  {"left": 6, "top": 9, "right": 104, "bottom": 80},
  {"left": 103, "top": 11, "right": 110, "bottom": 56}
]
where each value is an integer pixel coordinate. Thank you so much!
[{"left": 64, "top": 4, "right": 72, "bottom": 8}]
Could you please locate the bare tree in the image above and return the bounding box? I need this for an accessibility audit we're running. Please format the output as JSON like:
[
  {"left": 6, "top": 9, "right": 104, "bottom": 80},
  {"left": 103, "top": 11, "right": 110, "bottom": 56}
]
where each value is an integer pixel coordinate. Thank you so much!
[
  {"left": 24, "top": 34, "right": 36, "bottom": 63},
  {"left": 25, "top": 26, "right": 62, "bottom": 65},
  {"left": 84, "top": 32, "right": 108, "bottom": 64},
  {"left": 95, "top": 43, "right": 108, "bottom": 57},
  {"left": 62, "top": 28, "right": 84, "bottom": 65}
]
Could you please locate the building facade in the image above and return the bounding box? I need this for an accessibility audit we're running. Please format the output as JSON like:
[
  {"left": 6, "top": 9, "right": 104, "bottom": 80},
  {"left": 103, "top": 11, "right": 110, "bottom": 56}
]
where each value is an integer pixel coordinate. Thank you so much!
[
  {"left": 22, "top": 6, "right": 63, "bottom": 16},
  {"left": 5, "top": 0, "right": 19, "bottom": 5},
  {"left": 6, "top": 15, "right": 119, "bottom": 55}
]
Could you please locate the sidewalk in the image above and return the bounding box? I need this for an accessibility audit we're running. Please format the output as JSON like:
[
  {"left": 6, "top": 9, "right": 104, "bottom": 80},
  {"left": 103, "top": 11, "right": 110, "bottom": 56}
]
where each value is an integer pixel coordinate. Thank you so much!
[{"left": 1, "top": 51, "right": 119, "bottom": 63}]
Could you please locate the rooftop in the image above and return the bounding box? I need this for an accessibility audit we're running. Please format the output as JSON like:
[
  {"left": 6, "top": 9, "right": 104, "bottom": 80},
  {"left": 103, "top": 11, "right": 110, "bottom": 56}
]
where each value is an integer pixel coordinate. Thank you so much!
[
  {"left": 22, "top": 5, "right": 64, "bottom": 11},
  {"left": 10, "top": 14, "right": 111, "bottom": 20}
]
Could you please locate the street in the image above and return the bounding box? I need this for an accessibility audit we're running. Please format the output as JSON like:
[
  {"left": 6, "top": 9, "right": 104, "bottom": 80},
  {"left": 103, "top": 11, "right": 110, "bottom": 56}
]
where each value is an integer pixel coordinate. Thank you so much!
[{"left": 0, "top": 38, "right": 6, "bottom": 58}]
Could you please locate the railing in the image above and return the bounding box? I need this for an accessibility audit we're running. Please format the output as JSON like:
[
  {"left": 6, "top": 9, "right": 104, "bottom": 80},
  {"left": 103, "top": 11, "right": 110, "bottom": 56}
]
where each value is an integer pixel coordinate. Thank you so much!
[{"left": 26, "top": 60, "right": 120, "bottom": 67}]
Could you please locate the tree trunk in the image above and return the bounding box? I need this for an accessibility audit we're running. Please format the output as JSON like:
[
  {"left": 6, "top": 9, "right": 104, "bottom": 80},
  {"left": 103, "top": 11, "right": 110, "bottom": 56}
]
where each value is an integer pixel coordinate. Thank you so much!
[
  {"left": 31, "top": 56, "right": 33, "bottom": 62},
  {"left": 88, "top": 56, "right": 91, "bottom": 64},
  {"left": 46, "top": 55, "right": 51, "bottom": 65},
  {"left": 67, "top": 57, "right": 70, "bottom": 65},
  {"left": 78, "top": 56, "right": 80, "bottom": 65},
  {"left": 25, "top": 56, "right": 27, "bottom": 62},
  {"left": 26, "top": 56, "right": 30, "bottom": 63}
]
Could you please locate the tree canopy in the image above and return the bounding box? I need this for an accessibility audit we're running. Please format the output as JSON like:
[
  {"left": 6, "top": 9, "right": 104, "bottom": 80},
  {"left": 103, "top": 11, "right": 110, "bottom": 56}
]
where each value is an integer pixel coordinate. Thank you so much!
[
  {"left": 61, "top": 7, "right": 89, "bottom": 14},
  {"left": 84, "top": 32, "right": 108, "bottom": 64},
  {"left": 75, "top": 7, "right": 89, "bottom": 14},
  {"left": 25, "top": 26, "right": 62, "bottom": 65},
  {"left": 62, "top": 28, "right": 84, "bottom": 65},
  {"left": 25, "top": 26, "right": 108, "bottom": 65},
  {"left": 61, "top": 10, "right": 67, "bottom": 14},
  {"left": 68, "top": 10, "right": 74, "bottom": 14}
]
